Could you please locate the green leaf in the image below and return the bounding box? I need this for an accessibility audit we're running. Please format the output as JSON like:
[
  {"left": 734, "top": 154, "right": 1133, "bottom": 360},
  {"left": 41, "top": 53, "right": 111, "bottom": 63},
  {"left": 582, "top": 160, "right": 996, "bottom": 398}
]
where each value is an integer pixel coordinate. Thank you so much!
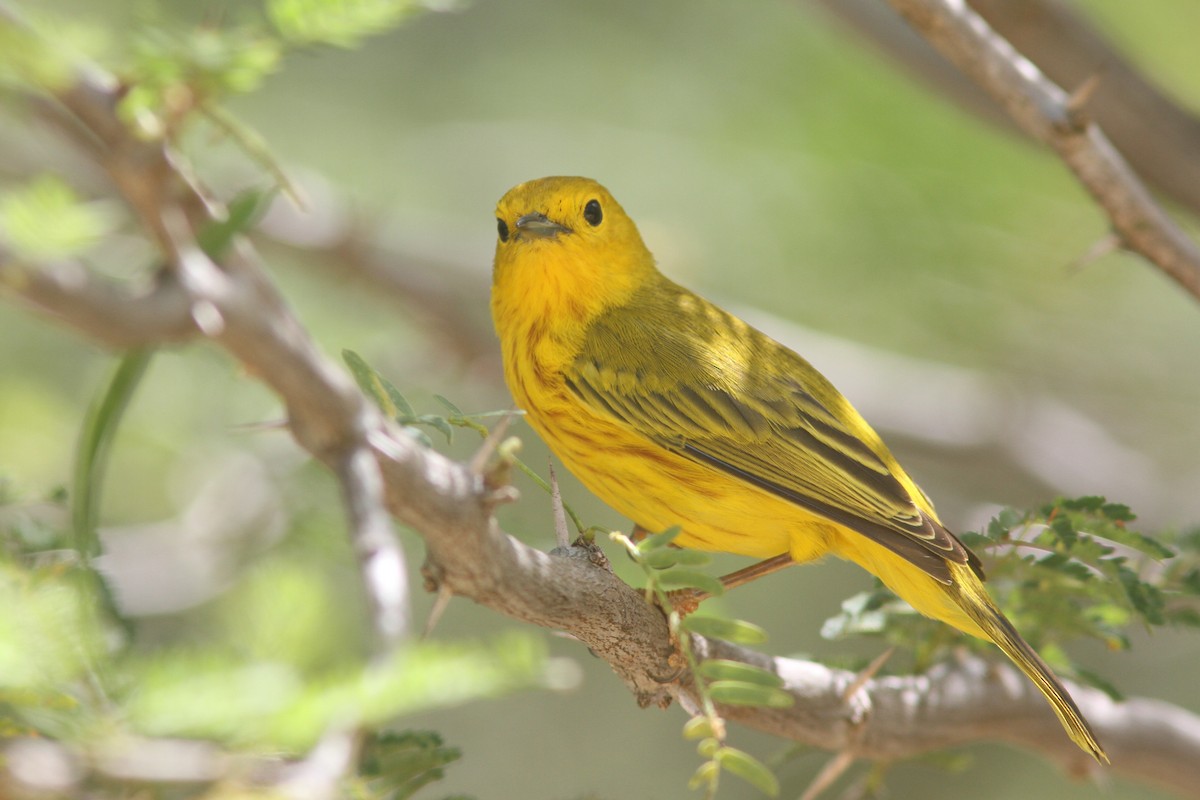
[
  {"left": 341, "top": 349, "right": 413, "bottom": 422},
  {"left": 1101, "top": 526, "right": 1175, "bottom": 561},
  {"left": 73, "top": 350, "right": 155, "bottom": 560},
  {"left": 682, "top": 616, "right": 768, "bottom": 645},
  {"left": 268, "top": 0, "right": 434, "bottom": 48},
  {"left": 636, "top": 526, "right": 682, "bottom": 552},
  {"left": 0, "top": 175, "right": 116, "bottom": 261},
  {"left": 360, "top": 730, "right": 462, "bottom": 800},
  {"left": 641, "top": 548, "right": 712, "bottom": 570},
  {"left": 706, "top": 681, "right": 794, "bottom": 709},
  {"left": 432, "top": 394, "right": 464, "bottom": 416},
  {"left": 415, "top": 414, "right": 454, "bottom": 443},
  {"left": 716, "top": 746, "right": 779, "bottom": 797},
  {"left": 402, "top": 425, "right": 433, "bottom": 449},
  {"left": 1117, "top": 569, "right": 1165, "bottom": 625},
  {"left": 655, "top": 569, "right": 725, "bottom": 597},
  {"left": 681, "top": 716, "right": 714, "bottom": 740},
  {"left": 1049, "top": 515, "right": 1078, "bottom": 548},
  {"left": 687, "top": 761, "right": 719, "bottom": 792},
  {"left": 696, "top": 659, "right": 784, "bottom": 688},
  {"left": 197, "top": 189, "right": 272, "bottom": 260}
]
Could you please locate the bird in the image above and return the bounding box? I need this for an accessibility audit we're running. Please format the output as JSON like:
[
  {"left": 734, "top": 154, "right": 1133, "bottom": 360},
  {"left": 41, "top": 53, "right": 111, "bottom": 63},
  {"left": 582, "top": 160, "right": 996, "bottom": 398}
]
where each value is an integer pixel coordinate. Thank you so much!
[{"left": 489, "top": 175, "right": 1106, "bottom": 762}]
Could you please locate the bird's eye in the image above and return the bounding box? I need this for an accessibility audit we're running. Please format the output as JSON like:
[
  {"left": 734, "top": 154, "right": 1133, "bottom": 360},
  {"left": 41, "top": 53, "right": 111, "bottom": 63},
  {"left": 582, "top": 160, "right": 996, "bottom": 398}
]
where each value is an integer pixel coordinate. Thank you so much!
[
  {"left": 583, "top": 199, "right": 603, "bottom": 227},
  {"left": 497, "top": 218, "right": 509, "bottom": 242}
]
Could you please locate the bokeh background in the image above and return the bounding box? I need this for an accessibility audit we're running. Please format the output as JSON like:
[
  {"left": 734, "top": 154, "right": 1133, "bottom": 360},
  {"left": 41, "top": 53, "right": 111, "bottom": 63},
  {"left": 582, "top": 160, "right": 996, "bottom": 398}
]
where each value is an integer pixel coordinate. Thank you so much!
[{"left": 3, "top": 0, "right": 1199, "bottom": 797}]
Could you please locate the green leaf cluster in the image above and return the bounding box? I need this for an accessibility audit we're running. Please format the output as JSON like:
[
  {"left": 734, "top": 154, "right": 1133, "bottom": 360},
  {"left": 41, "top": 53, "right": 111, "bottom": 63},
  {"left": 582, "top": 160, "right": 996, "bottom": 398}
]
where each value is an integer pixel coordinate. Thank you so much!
[
  {"left": 0, "top": 175, "right": 116, "bottom": 261},
  {"left": 343, "top": 349, "right": 592, "bottom": 534},
  {"left": 0, "top": 497, "right": 547, "bottom": 790},
  {"left": 119, "top": 24, "right": 282, "bottom": 138},
  {"left": 268, "top": 0, "right": 448, "bottom": 48},
  {"left": 822, "top": 497, "right": 1200, "bottom": 696},
  {"left": 353, "top": 730, "right": 468, "bottom": 800},
  {"left": 0, "top": 335, "right": 554, "bottom": 795},
  {"left": 616, "top": 528, "right": 790, "bottom": 798}
]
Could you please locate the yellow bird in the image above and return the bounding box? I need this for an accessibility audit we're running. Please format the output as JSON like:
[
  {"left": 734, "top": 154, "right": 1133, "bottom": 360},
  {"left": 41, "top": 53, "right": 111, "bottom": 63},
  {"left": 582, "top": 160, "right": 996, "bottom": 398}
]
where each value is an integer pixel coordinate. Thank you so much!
[{"left": 490, "top": 175, "right": 1106, "bottom": 762}]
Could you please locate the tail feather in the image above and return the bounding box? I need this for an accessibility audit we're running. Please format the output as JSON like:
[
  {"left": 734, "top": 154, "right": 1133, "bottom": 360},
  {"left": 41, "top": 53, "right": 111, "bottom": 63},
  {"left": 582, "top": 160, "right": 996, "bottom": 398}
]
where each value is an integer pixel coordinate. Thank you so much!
[{"left": 948, "top": 563, "right": 1109, "bottom": 763}]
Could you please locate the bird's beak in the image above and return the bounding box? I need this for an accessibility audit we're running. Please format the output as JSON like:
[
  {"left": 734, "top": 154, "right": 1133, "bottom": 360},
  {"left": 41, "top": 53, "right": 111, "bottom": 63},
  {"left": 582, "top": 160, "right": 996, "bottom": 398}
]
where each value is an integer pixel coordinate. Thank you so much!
[{"left": 515, "top": 212, "right": 571, "bottom": 239}]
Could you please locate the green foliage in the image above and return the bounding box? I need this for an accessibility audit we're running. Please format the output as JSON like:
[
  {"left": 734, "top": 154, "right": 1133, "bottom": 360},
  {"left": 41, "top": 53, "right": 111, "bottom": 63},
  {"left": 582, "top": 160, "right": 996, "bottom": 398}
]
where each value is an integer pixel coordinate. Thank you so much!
[
  {"left": 614, "top": 528, "right": 790, "bottom": 798},
  {"left": 72, "top": 350, "right": 154, "bottom": 561},
  {"left": 354, "top": 730, "right": 468, "bottom": 800},
  {"left": 119, "top": 24, "right": 282, "bottom": 138},
  {"left": 0, "top": 10, "right": 99, "bottom": 90},
  {"left": 0, "top": 491, "right": 546, "bottom": 788},
  {"left": 197, "top": 189, "right": 275, "bottom": 260},
  {"left": 0, "top": 175, "right": 116, "bottom": 261},
  {"left": 823, "top": 497, "right": 1200, "bottom": 696},
  {"left": 0, "top": 557, "right": 105, "bottom": 739},
  {"left": 343, "top": 349, "right": 591, "bottom": 534},
  {"left": 3, "top": 0, "right": 448, "bottom": 205},
  {"left": 0, "top": 334, "right": 553, "bottom": 796},
  {"left": 268, "top": 0, "right": 446, "bottom": 48},
  {"left": 125, "top": 629, "right": 547, "bottom": 750}
]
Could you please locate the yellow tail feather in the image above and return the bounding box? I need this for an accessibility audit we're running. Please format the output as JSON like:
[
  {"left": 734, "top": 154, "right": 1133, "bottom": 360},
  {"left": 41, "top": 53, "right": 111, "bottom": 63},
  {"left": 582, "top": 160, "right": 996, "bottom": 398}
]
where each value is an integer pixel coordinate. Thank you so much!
[{"left": 947, "top": 563, "right": 1109, "bottom": 763}]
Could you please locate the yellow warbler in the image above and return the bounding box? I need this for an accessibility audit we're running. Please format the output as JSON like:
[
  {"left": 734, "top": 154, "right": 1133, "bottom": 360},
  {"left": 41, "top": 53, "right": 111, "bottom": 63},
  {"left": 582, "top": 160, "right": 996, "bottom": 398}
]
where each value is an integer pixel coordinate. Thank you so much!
[{"left": 490, "top": 176, "right": 1106, "bottom": 762}]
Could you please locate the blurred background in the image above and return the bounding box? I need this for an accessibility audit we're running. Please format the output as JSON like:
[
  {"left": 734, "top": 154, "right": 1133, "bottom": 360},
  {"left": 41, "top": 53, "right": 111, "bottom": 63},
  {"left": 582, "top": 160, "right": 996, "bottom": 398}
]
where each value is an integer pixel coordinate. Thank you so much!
[{"left": 2, "top": 0, "right": 1199, "bottom": 797}]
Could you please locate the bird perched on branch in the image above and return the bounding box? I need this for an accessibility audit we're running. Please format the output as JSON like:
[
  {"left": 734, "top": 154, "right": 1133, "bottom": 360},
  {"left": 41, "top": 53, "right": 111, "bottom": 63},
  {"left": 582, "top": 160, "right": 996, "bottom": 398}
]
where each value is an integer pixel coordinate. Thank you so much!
[{"left": 490, "top": 175, "right": 1106, "bottom": 762}]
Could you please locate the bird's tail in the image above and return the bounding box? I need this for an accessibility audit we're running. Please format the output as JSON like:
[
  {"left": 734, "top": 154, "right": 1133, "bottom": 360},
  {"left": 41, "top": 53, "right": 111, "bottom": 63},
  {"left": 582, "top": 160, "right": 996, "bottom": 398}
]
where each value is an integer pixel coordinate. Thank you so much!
[{"left": 947, "top": 562, "right": 1109, "bottom": 763}]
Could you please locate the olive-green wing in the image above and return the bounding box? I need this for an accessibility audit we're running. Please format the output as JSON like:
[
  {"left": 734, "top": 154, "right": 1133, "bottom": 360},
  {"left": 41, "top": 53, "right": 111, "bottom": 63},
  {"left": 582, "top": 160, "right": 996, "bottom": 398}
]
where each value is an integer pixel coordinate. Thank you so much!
[{"left": 566, "top": 296, "right": 980, "bottom": 585}]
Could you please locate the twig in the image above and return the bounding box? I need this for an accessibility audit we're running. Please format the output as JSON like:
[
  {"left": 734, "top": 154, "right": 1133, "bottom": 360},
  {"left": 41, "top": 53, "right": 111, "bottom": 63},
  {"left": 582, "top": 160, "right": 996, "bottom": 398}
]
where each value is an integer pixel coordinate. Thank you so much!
[
  {"left": 884, "top": 0, "right": 1200, "bottom": 303},
  {"left": 798, "top": 749, "right": 857, "bottom": 800},
  {"left": 549, "top": 461, "right": 570, "bottom": 550},
  {"left": 811, "top": 0, "right": 1200, "bottom": 217}
]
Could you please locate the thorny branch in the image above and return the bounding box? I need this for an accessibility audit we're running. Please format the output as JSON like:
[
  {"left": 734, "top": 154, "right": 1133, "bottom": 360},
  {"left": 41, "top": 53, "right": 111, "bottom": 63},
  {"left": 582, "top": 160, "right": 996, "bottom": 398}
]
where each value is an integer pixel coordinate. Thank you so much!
[
  {"left": 883, "top": 0, "right": 1200, "bottom": 302},
  {"left": 3, "top": 9, "right": 1200, "bottom": 800}
]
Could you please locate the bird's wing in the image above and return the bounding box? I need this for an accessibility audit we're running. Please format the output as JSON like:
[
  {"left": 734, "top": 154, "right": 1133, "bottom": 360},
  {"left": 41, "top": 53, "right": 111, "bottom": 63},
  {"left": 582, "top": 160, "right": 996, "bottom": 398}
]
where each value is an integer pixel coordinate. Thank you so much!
[{"left": 566, "top": 295, "right": 980, "bottom": 585}]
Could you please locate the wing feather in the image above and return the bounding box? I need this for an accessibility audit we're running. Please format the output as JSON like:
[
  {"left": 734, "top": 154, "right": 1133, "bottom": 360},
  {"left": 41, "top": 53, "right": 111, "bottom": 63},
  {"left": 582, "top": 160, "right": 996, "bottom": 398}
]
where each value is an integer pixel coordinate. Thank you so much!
[{"left": 566, "top": 286, "right": 983, "bottom": 584}]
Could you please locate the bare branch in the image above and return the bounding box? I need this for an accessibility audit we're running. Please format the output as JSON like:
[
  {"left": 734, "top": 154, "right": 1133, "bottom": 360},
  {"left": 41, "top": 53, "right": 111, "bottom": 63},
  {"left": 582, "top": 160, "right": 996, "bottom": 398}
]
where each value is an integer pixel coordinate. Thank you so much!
[
  {"left": 882, "top": 0, "right": 1200, "bottom": 303},
  {"left": 0, "top": 256, "right": 198, "bottom": 347},
  {"left": 813, "top": 0, "right": 1200, "bottom": 219}
]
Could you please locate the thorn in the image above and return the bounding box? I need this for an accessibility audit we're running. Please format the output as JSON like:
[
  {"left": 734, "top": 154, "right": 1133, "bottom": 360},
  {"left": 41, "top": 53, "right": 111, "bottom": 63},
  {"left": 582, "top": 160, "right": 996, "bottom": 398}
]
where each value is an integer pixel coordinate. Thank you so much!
[
  {"left": 842, "top": 646, "right": 895, "bottom": 704},
  {"left": 422, "top": 582, "right": 453, "bottom": 640},
  {"left": 1065, "top": 73, "right": 1104, "bottom": 127},
  {"left": 227, "top": 417, "right": 288, "bottom": 433},
  {"left": 467, "top": 409, "right": 516, "bottom": 475},
  {"left": 1069, "top": 232, "right": 1122, "bottom": 272},
  {"left": 798, "top": 748, "right": 857, "bottom": 800},
  {"left": 549, "top": 461, "right": 570, "bottom": 550}
]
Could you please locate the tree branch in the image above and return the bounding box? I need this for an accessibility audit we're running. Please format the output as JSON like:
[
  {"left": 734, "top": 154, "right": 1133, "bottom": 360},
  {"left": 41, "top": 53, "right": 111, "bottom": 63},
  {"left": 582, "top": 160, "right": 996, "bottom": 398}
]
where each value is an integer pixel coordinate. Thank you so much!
[
  {"left": 0, "top": 37, "right": 410, "bottom": 648},
  {"left": 814, "top": 0, "right": 1200, "bottom": 219},
  {"left": 881, "top": 0, "right": 1200, "bottom": 303},
  {"left": 368, "top": 423, "right": 1200, "bottom": 796},
  {"left": 4, "top": 15, "right": 1200, "bottom": 798}
]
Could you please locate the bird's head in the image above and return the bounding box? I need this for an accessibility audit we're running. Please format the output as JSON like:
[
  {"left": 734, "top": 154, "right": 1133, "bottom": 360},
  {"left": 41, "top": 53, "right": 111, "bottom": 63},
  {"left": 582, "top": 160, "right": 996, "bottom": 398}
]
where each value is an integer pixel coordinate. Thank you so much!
[{"left": 492, "top": 177, "right": 658, "bottom": 331}]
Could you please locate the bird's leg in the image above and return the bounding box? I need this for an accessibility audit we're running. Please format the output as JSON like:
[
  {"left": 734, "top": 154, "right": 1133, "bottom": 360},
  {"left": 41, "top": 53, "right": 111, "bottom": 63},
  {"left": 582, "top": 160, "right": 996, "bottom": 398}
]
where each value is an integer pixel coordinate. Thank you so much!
[
  {"left": 718, "top": 552, "right": 796, "bottom": 591},
  {"left": 668, "top": 553, "right": 795, "bottom": 615}
]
